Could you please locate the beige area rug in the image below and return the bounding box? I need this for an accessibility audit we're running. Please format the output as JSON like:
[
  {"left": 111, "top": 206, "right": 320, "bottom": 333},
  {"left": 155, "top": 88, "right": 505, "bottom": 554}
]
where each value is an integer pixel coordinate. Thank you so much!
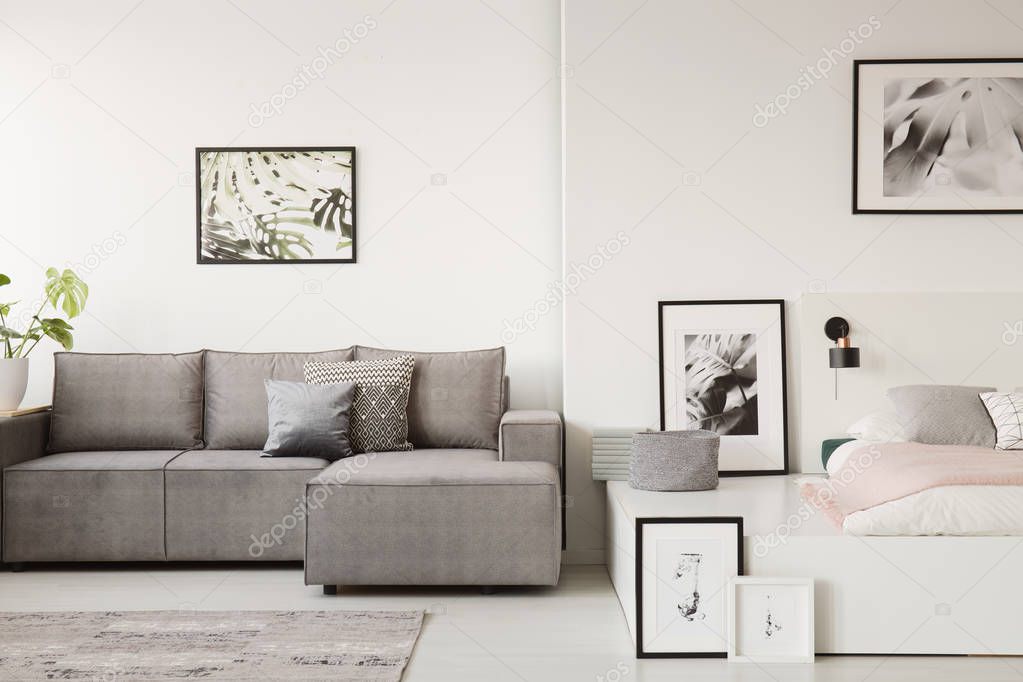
[{"left": 0, "top": 609, "right": 423, "bottom": 680}]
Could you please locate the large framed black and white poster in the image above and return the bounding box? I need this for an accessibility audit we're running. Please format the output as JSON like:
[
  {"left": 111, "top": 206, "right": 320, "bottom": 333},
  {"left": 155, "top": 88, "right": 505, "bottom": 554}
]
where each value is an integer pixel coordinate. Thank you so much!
[
  {"left": 636, "top": 517, "right": 743, "bottom": 658},
  {"left": 658, "top": 299, "right": 788, "bottom": 475},
  {"left": 853, "top": 59, "right": 1023, "bottom": 214},
  {"left": 196, "top": 147, "right": 357, "bottom": 263}
]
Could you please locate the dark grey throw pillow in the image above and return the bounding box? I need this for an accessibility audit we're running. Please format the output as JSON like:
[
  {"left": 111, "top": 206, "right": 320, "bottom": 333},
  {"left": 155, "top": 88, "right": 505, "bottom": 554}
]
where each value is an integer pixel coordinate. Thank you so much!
[
  {"left": 263, "top": 379, "right": 356, "bottom": 460},
  {"left": 887, "top": 384, "right": 996, "bottom": 447}
]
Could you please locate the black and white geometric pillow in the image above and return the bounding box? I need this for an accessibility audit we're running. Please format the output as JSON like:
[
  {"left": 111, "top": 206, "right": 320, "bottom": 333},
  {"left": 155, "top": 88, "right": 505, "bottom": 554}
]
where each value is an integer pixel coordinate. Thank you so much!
[
  {"left": 305, "top": 356, "right": 415, "bottom": 453},
  {"left": 979, "top": 392, "right": 1023, "bottom": 450}
]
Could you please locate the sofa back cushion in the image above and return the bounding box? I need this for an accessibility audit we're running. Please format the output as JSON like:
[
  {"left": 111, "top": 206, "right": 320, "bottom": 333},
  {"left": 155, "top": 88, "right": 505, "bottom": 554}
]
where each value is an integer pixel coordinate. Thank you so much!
[
  {"left": 355, "top": 346, "right": 505, "bottom": 449},
  {"left": 49, "top": 352, "right": 204, "bottom": 452},
  {"left": 204, "top": 349, "right": 354, "bottom": 449}
]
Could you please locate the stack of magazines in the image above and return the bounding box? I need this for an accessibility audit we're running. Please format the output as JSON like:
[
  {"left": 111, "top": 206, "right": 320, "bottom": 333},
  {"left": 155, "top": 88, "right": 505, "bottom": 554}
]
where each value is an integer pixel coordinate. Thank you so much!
[{"left": 591, "top": 428, "right": 645, "bottom": 481}]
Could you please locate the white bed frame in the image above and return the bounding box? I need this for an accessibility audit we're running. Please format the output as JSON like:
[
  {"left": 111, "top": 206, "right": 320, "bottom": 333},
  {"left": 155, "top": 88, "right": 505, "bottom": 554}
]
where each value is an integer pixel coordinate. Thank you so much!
[
  {"left": 607, "top": 478, "right": 1023, "bottom": 655},
  {"left": 606, "top": 293, "right": 1023, "bottom": 656}
]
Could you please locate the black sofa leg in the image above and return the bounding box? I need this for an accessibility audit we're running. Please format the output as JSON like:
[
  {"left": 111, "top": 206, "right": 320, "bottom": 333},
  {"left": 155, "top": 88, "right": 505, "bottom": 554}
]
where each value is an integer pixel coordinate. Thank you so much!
[
  {"left": 9, "top": 563, "right": 26, "bottom": 573},
  {"left": 323, "top": 584, "right": 337, "bottom": 595},
  {"left": 481, "top": 585, "right": 497, "bottom": 595}
]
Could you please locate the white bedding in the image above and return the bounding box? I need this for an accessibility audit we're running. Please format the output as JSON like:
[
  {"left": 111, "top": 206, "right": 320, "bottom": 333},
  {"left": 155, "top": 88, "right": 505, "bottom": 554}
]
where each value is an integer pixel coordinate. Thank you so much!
[{"left": 826, "top": 440, "right": 1023, "bottom": 536}]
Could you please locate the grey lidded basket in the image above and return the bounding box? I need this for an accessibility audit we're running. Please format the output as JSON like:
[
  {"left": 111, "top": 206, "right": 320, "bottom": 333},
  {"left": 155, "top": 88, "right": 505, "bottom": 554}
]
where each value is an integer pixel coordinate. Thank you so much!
[{"left": 629, "top": 430, "right": 719, "bottom": 491}]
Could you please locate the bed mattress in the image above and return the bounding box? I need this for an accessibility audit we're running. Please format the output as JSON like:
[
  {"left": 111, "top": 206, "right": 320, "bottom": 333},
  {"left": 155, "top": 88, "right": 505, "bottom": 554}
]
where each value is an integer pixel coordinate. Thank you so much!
[{"left": 826, "top": 439, "right": 1023, "bottom": 536}]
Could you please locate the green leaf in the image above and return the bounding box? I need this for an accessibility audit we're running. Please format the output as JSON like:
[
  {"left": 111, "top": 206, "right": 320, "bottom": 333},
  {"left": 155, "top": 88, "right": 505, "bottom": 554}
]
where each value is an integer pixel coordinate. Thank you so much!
[
  {"left": 0, "top": 325, "right": 23, "bottom": 339},
  {"left": 39, "top": 318, "right": 74, "bottom": 350},
  {"left": 38, "top": 317, "right": 73, "bottom": 330},
  {"left": 0, "top": 274, "right": 10, "bottom": 287},
  {"left": 0, "top": 301, "right": 14, "bottom": 316},
  {"left": 44, "top": 267, "right": 88, "bottom": 319}
]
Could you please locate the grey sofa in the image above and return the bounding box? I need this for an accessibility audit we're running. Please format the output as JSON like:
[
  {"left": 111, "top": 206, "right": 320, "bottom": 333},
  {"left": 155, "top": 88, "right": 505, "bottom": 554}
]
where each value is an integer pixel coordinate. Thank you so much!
[{"left": 0, "top": 347, "right": 563, "bottom": 590}]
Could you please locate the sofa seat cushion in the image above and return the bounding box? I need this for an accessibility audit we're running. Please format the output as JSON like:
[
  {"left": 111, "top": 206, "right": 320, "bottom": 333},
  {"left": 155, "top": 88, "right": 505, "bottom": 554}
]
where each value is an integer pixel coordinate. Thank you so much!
[
  {"left": 164, "top": 450, "right": 328, "bottom": 561},
  {"left": 49, "top": 352, "right": 204, "bottom": 453},
  {"left": 305, "top": 449, "right": 561, "bottom": 586},
  {"left": 6, "top": 450, "right": 184, "bottom": 471},
  {"left": 204, "top": 349, "right": 355, "bottom": 450},
  {"left": 308, "top": 448, "right": 560, "bottom": 487},
  {"left": 354, "top": 346, "right": 505, "bottom": 450},
  {"left": 3, "top": 450, "right": 184, "bottom": 562},
  {"left": 165, "top": 449, "right": 329, "bottom": 471}
]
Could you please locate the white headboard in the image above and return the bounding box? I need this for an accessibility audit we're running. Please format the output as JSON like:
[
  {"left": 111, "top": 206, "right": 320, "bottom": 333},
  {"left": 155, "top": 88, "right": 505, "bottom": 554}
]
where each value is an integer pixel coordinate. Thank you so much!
[{"left": 798, "top": 293, "right": 1023, "bottom": 472}]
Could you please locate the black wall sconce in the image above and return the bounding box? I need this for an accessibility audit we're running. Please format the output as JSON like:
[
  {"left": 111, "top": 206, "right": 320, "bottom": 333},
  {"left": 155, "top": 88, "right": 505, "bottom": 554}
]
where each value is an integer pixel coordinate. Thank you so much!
[{"left": 825, "top": 316, "right": 860, "bottom": 399}]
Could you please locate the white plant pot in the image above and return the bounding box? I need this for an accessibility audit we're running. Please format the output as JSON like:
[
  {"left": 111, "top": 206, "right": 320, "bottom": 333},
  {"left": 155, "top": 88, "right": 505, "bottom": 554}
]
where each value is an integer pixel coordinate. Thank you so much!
[{"left": 0, "top": 357, "right": 29, "bottom": 411}]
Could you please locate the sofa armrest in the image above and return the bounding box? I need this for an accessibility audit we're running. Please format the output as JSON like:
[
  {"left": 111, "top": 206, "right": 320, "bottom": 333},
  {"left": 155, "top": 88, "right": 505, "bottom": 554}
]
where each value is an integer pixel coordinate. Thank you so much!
[
  {"left": 499, "top": 410, "right": 563, "bottom": 469},
  {"left": 0, "top": 411, "right": 50, "bottom": 470},
  {"left": 1, "top": 411, "right": 50, "bottom": 562}
]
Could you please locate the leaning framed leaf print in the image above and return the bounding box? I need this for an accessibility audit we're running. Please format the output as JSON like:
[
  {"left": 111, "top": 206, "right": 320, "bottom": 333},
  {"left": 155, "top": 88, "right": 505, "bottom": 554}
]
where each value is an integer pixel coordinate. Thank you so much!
[
  {"left": 853, "top": 59, "right": 1023, "bottom": 213},
  {"left": 658, "top": 299, "right": 788, "bottom": 475},
  {"left": 196, "top": 147, "right": 357, "bottom": 263}
]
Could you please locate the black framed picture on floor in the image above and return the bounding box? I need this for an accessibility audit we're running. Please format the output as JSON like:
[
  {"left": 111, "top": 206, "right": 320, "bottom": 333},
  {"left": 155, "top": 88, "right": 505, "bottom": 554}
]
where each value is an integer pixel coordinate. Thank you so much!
[
  {"left": 853, "top": 58, "right": 1023, "bottom": 214},
  {"left": 196, "top": 147, "right": 357, "bottom": 263},
  {"left": 658, "top": 299, "right": 788, "bottom": 475},
  {"left": 635, "top": 517, "right": 744, "bottom": 658}
]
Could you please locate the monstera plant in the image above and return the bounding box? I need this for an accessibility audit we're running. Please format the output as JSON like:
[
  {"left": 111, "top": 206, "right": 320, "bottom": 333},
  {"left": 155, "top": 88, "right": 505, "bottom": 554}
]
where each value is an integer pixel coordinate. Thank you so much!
[
  {"left": 0, "top": 268, "right": 88, "bottom": 358},
  {"left": 0, "top": 268, "right": 88, "bottom": 411}
]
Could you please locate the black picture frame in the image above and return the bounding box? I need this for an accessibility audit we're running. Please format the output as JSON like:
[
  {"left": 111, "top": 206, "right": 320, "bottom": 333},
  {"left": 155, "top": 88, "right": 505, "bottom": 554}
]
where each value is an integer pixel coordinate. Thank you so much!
[
  {"left": 195, "top": 146, "right": 358, "bottom": 264},
  {"left": 635, "top": 516, "right": 744, "bottom": 658},
  {"left": 657, "top": 299, "right": 789, "bottom": 476},
  {"left": 853, "top": 58, "right": 1023, "bottom": 214}
]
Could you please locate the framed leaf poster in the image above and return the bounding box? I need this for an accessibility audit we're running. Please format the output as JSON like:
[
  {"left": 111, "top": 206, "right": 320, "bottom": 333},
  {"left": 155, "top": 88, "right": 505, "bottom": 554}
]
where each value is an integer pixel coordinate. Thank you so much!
[
  {"left": 196, "top": 147, "right": 356, "bottom": 263},
  {"left": 853, "top": 59, "right": 1023, "bottom": 213},
  {"left": 658, "top": 299, "right": 788, "bottom": 475}
]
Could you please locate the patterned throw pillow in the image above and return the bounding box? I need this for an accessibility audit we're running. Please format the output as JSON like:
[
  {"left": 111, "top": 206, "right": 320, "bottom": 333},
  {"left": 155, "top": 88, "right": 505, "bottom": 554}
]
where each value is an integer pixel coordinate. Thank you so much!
[
  {"left": 304, "top": 356, "right": 415, "bottom": 453},
  {"left": 979, "top": 392, "right": 1023, "bottom": 450}
]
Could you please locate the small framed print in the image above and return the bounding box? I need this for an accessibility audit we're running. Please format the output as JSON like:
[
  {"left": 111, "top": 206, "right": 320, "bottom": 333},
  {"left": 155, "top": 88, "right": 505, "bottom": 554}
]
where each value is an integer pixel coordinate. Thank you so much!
[
  {"left": 658, "top": 299, "right": 788, "bottom": 475},
  {"left": 196, "top": 147, "right": 357, "bottom": 263},
  {"left": 635, "top": 517, "right": 743, "bottom": 658},
  {"left": 853, "top": 58, "right": 1023, "bottom": 213},
  {"left": 728, "top": 577, "right": 814, "bottom": 663}
]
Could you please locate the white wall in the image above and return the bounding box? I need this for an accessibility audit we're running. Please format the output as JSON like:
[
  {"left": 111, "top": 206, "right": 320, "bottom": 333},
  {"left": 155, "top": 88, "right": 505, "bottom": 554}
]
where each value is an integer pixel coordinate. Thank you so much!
[
  {"left": 564, "top": 0, "right": 1023, "bottom": 561},
  {"left": 0, "top": 0, "right": 562, "bottom": 410}
]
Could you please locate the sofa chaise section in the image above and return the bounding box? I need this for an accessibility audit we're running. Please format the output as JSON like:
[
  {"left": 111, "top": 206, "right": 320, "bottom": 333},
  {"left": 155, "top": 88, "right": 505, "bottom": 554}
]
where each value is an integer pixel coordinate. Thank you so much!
[{"left": 305, "top": 449, "right": 561, "bottom": 588}]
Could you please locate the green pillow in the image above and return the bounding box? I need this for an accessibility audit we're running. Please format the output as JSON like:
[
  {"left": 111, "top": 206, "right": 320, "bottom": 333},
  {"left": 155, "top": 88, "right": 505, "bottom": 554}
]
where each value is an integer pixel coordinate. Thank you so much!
[{"left": 821, "top": 437, "right": 855, "bottom": 470}]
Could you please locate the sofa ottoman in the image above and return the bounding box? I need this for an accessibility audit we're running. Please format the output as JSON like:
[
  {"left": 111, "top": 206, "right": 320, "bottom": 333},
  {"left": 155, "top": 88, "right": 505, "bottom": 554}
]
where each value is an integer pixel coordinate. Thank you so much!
[{"left": 305, "top": 449, "right": 561, "bottom": 589}]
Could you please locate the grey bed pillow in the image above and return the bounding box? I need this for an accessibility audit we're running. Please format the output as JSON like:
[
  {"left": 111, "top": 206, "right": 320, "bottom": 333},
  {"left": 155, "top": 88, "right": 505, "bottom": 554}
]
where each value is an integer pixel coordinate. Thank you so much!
[
  {"left": 263, "top": 380, "right": 356, "bottom": 460},
  {"left": 887, "top": 384, "right": 996, "bottom": 447}
]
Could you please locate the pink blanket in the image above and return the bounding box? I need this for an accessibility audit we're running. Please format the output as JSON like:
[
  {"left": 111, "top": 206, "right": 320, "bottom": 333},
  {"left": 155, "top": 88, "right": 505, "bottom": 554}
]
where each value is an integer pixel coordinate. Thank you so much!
[{"left": 800, "top": 442, "right": 1023, "bottom": 526}]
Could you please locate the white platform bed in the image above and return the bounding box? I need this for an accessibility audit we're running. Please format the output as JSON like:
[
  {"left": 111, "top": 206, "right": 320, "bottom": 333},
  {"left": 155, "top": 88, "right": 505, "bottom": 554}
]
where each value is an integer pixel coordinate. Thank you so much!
[{"left": 606, "top": 476, "right": 1023, "bottom": 655}]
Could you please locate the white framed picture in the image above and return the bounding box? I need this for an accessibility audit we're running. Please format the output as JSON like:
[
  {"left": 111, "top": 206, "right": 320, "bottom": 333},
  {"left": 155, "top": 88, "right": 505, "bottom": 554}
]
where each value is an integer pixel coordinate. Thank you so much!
[
  {"left": 727, "top": 577, "right": 814, "bottom": 663},
  {"left": 636, "top": 517, "right": 743, "bottom": 658},
  {"left": 853, "top": 58, "right": 1023, "bottom": 214},
  {"left": 658, "top": 299, "right": 788, "bottom": 475}
]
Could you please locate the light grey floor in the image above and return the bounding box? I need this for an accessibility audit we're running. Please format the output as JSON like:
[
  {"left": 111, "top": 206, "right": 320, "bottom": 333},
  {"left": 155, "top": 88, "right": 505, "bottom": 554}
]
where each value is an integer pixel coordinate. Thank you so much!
[{"left": 0, "top": 564, "right": 1020, "bottom": 681}]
